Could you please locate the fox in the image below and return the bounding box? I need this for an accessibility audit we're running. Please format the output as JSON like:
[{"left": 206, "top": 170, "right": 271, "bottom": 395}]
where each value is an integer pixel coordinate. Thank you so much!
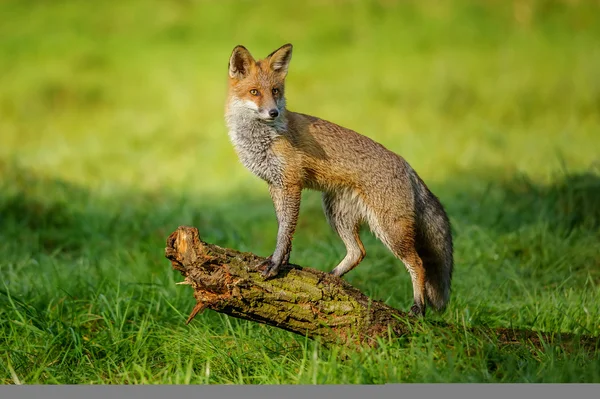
[{"left": 224, "top": 43, "right": 453, "bottom": 316}]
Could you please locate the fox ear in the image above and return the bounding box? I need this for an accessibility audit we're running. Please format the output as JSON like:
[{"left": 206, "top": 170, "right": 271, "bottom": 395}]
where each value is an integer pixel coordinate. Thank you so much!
[
  {"left": 229, "top": 45, "right": 255, "bottom": 79},
  {"left": 267, "top": 43, "right": 293, "bottom": 76}
]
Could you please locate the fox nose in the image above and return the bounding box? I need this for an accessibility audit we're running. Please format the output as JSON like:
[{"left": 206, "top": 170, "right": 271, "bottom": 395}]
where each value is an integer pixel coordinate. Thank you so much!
[{"left": 268, "top": 109, "right": 279, "bottom": 118}]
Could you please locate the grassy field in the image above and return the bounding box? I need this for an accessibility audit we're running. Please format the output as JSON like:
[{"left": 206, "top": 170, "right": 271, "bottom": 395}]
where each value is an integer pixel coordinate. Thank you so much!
[{"left": 1, "top": 0, "right": 600, "bottom": 384}]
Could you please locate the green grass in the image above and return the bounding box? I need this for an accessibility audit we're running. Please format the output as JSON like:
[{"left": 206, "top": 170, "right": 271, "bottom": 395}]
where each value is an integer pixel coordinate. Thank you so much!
[{"left": 1, "top": 0, "right": 599, "bottom": 384}]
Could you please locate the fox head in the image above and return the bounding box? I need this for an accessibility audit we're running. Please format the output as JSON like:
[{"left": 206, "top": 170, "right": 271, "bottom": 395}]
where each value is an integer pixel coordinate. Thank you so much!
[{"left": 226, "top": 43, "right": 293, "bottom": 125}]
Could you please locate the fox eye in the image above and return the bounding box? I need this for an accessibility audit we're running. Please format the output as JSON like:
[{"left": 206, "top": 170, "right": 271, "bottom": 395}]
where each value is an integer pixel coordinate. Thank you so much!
[
  {"left": 272, "top": 88, "right": 280, "bottom": 95},
  {"left": 249, "top": 89, "right": 259, "bottom": 96}
]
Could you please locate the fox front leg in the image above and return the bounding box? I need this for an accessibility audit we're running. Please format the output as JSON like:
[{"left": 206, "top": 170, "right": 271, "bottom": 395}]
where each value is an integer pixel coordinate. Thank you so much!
[{"left": 259, "top": 183, "right": 302, "bottom": 279}]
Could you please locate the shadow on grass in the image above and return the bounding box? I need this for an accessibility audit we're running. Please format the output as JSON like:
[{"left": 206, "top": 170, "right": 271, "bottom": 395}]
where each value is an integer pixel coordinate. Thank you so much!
[
  {"left": 445, "top": 166, "right": 600, "bottom": 235},
  {"left": 2, "top": 161, "right": 598, "bottom": 258},
  {"left": 0, "top": 161, "right": 273, "bottom": 260}
]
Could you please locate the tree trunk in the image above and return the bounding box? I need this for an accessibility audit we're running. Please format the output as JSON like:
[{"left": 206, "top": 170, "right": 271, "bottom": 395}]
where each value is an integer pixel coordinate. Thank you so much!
[{"left": 165, "top": 226, "right": 598, "bottom": 351}]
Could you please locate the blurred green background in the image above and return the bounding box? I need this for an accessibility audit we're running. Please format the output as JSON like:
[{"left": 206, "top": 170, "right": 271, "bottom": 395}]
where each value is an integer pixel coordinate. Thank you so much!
[{"left": 1, "top": 0, "right": 599, "bottom": 384}]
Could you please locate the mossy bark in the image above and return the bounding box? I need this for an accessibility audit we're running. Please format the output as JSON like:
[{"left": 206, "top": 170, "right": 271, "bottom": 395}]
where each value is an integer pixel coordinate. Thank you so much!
[{"left": 165, "top": 226, "right": 411, "bottom": 346}]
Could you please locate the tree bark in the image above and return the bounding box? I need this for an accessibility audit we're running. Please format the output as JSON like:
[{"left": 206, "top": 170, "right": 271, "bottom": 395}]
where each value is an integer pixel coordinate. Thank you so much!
[
  {"left": 165, "top": 226, "right": 598, "bottom": 351},
  {"left": 165, "top": 226, "right": 411, "bottom": 347}
]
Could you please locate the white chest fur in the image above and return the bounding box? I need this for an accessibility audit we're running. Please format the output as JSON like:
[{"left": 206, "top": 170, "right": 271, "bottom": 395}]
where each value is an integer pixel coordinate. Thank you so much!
[{"left": 226, "top": 117, "right": 286, "bottom": 186}]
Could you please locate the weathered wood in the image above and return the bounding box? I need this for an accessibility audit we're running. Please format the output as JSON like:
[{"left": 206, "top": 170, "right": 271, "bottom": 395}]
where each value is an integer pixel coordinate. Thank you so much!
[{"left": 165, "top": 225, "right": 412, "bottom": 346}]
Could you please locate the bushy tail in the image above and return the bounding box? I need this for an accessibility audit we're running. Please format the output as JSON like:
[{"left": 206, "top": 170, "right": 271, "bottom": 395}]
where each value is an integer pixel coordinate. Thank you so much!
[{"left": 412, "top": 173, "right": 454, "bottom": 312}]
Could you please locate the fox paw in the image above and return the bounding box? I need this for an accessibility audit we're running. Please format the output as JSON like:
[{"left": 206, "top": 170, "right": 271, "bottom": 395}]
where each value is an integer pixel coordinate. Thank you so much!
[
  {"left": 409, "top": 304, "right": 426, "bottom": 318},
  {"left": 256, "top": 256, "right": 283, "bottom": 280}
]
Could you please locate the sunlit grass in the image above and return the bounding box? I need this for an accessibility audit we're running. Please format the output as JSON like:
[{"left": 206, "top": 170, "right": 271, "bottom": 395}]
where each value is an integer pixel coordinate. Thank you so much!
[{"left": 1, "top": 0, "right": 599, "bottom": 384}]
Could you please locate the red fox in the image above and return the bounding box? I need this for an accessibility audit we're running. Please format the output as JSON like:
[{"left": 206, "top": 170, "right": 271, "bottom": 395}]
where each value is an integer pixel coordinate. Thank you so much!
[{"left": 224, "top": 44, "right": 453, "bottom": 316}]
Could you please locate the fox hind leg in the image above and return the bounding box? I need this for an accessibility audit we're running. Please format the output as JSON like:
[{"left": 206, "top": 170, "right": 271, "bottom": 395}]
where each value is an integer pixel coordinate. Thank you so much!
[
  {"left": 322, "top": 191, "right": 366, "bottom": 277},
  {"left": 372, "top": 216, "right": 427, "bottom": 317}
]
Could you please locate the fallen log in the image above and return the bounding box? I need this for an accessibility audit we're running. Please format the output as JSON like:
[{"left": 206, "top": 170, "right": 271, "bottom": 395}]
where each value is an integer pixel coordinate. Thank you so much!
[
  {"left": 165, "top": 226, "right": 411, "bottom": 347},
  {"left": 165, "top": 226, "right": 599, "bottom": 351}
]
